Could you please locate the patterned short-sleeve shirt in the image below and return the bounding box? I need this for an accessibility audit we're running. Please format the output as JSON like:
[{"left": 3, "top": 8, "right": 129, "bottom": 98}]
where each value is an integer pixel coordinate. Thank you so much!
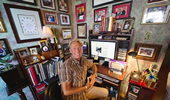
[{"left": 59, "top": 56, "right": 93, "bottom": 100}]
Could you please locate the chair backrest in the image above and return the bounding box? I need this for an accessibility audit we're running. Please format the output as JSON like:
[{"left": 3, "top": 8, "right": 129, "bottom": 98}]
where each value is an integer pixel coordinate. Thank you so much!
[{"left": 44, "top": 81, "right": 62, "bottom": 100}]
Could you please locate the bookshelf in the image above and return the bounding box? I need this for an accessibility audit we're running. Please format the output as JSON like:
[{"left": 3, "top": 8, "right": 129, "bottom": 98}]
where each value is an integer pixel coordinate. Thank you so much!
[
  {"left": 13, "top": 43, "right": 61, "bottom": 100},
  {"left": 89, "top": 29, "right": 134, "bottom": 62}
]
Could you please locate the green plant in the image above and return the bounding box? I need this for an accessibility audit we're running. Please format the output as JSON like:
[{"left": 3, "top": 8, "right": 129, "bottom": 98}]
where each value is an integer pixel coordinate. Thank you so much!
[{"left": 0, "top": 53, "right": 14, "bottom": 71}]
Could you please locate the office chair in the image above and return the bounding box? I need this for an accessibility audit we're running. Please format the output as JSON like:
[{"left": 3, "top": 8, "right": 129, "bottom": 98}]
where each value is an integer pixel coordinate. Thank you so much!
[{"left": 44, "top": 81, "right": 63, "bottom": 100}]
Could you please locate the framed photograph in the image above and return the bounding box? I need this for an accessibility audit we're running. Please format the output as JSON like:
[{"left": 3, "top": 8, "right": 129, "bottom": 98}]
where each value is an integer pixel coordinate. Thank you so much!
[
  {"left": 7, "top": 0, "right": 37, "bottom": 5},
  {"left": 30, "top": 47, "right": 38, "bottom": 55},
  {"left": 0, "top": 39, "right": 11, "bottom": 57},
  {"left": 75, "top": 3, "right": 86, "bottom": 22},
  {"left": 0, "top": 17, "right": 6, "bottom": 33},
  {"left": 59, "top": 13, "right": 71, "bottom": 26},
  {"left": 93, "top": 22, "right": 101, "bottom": 34},
  {"left": 94, "top": 7, "right": 108, "bottom": 22},
  {"left": 141, "top": 4, "right": 170, "bottom": 25},
  {"left": 134, "top": 43, "right": 162, "bottom": 62},
  {"left": 4, "top": 4, "right": 43, "bottom": 43},
  {"left": 62, "top": 43, "right": 70, "bottom": 56},
  {"left": 121, "top": 17, "right": 135, "bottom": 33},
  {"left": 18, "top": 48, "right": 30, "bottom": 58},
  {"left": 112, "top": 2, "right": 132, "bottom": 20},
  {"left": 147, "top": 0, "right": 167, "bottom": 4},
  {"left": 42, "top": 10, "right": 59, "bottom": 25},
  {"left": 38, "top": 40, "right": 49, "bottom": 52},
  {"left": 82, "top": 41, "right": 88, "bottom": 55},
  {"left": 61, "top": 28, "right": 72, "bottom": 40},
  {"left": 77, "top": 23, "right": 87, "bottom": 39},
  {"left": 57, "top": 0, "right": 68, "bottom": 12},
  {"left": 40, "top": 0, "right": 55, "bottom": 10},
  {"left": 92, "top": 0, "right": 124, "bottom": 8}
]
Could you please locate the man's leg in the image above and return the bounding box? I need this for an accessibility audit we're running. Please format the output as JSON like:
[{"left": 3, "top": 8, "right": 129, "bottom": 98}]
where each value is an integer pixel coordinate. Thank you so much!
[{"left": 85, "top": 86, "right": 108, "bottom": 100}]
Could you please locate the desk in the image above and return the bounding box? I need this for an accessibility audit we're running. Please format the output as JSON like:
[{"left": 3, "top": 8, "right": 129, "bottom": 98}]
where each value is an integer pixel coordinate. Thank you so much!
[{"left": 88, "top": 65, "right": 127, "bottom": 100}]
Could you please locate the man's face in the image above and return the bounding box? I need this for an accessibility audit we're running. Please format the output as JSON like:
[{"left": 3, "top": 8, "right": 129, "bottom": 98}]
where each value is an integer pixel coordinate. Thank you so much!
[{"left": 70, "top": 42, "right": 83, "bottom": 61}]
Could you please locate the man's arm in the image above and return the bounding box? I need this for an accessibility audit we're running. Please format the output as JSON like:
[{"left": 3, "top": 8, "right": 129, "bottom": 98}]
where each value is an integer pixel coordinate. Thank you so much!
[{"left": 90, "top": 63, "right": 97, "bottom": 85}]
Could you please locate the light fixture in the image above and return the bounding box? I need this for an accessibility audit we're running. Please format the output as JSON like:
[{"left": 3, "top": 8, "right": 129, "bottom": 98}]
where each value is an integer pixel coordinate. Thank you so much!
[
  {"left": 41, "top": 26, "right": 55, "bottom": 51},
  {"left": 128, "top": 51, "right": 141, "bottom": 82}
]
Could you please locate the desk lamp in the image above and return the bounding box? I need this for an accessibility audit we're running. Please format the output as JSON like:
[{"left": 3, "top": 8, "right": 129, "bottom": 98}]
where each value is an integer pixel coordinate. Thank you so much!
[
  {"left": 128, "top": 51, "right": 141, "bottom": 82},
  {"left": 42, "top": 26, "right": 55, "bottom": 51}
]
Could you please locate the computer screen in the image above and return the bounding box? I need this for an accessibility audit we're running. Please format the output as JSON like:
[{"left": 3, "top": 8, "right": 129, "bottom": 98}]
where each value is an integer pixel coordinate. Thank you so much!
[{"left": 91, "top": 40, "right": 117, "bottom": 59}]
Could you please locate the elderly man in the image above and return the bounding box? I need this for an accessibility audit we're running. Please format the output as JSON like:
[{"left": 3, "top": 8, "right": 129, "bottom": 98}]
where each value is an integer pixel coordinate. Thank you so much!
[{"left": 59, "top": 39, "right": 108, "bottom": 100}]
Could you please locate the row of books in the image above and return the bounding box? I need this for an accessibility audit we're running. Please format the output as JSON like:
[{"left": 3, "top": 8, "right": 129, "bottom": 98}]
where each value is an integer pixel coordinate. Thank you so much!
[
  {"left": 117, "top": 48, "right": 127, "bottom": 61},
  {"left": 101, "top": 16, "right": 116, "bottom": 31}
]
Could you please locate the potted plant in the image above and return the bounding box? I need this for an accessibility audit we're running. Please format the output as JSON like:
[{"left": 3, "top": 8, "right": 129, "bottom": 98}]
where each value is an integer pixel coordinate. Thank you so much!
[{"left": 0, "top": 53, "right": 14, "bottom": 72}]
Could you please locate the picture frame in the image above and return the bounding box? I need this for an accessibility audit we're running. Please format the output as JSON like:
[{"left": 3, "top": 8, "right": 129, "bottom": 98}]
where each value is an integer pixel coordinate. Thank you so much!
[
  {"left": 38, "top": 40, "right": 49, "bottom": 52},
  {"left": 0, "top": 17, "right": 6, "bottom": 33},
  {"left": 112, "top": 2, "right": 132, "bottom": 20},
  {"left": 77, "top": 23, "right": 87, "bottom": 39},
  {"left": 75, "top": 3, "right": 86, "bottom": 22},
  {"left": 0, "top": 39, "right": 11, "bottom": 57},
  {"left": 92, "top": 0, "right": 124, "bottom": 8},
  {"left": 62, "top": 43, "right": 70, "bottom": 56},
  {"left": 57, "top": 0, "right": 68, "bottom": 12},
  {"left": 147, "top": 0, "right": 167, "bottom": 4},
  {"left": 42, "top": 10, "right": 59, "bottom": 25},
  {"left": 121, "top": 17, "right": 135, "bottom": 33},
  {"left": 94, "top": 7, "right": 108, "bottom": 22},
  {"left": 59, "top": 13, "right": 71, "bottom": 26},
  {"left": 141, "top": 4, "right": 170, "bottom": 25},
  {"left": 93, "top": 22, "right": 101, "bottom": 34},
  {"left": 18, "top": 48, "right": 30, "bottom": 58},
  {"left": 7, "top": 0, "right": 37, "bottom": 5},
  {"left": 61, "top": 28, "right": 72, "bottom": 40},
  {"left": 30, "top": 47, "right": 38, "bottom": 55},
  {"left": 40, "top": 0, "right": 55, "bottom": 10},
  {"left": 4, "top": 3, "right": 43, "bottom": 43},
  {"left": 134, "top": 43, "right": 162, "bottom": 62}
]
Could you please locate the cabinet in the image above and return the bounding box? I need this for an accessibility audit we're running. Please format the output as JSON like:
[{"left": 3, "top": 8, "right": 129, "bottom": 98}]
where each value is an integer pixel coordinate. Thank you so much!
[
  {"left": 89, "top": 29, "right": 134, "bottom": 61},
  {"left": 14, "top": 43, "right": 60, "bottom": 100}
]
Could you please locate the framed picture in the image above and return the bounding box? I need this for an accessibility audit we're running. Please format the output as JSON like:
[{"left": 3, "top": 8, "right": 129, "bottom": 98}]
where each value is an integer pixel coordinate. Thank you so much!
[
  {"left": 141, "top": 4, "right": 170, "bottom": 25},
  {"left": 94, "top": 7, "right": 108, "bottom": 22},
  {"left": 77, "top": 23, "right": 87, "bottom": 39},
  {"left": 75, "top": 3, "right": 86, "bottom": 22},
  {"left": 134, "top": 43, "right": 162, "bottom": 62},
  {"left": 112, "top": 2, "right": 132, "bottom": 20},
  {"left": 92, "top": 0, "right": 124, "bottom": 8},
  {"left": 82, "top": 41, "right": 88, "bottom": 55},
  {"left": 93, "top": 22, "right": 101, "bottom": 34},
  {"left": 121, "top": 17, "right": 135, "bottom": 33},
  {"left": 18, "top": 48, "right": 30, "bottom": 58},
  {"left": 147, "top": 0, "right": 167, "bottom": 4},
  {"left": 0, "top": 39, "right": 11, "bottom": 57},
  {"left": 42, "top": 10, "right": 59, "bottom": 25},
  {"left": 59, "top": 13, "right": 71, "bottom": 26},
  {"left": 62, "top": 43, "right": 70, "bottom": 56},
  {"left": 40, "top": 0, "right": 55, "bottom": 10},
  {"left": 7, "top": 0, "right": 37, "bottom": 5},
  {"left": 0, "top": 17, "right": 6, "bottom": 33},
  {"left": 57, "top": 0, "right": 68, "bottom": 12},
  {"left": 30, "top": 47, "right": 38, "bottom": 55},
  {"left": 38, "top": 40, "right": 49, "bottom": 52},
  {"left": 4, "top": 4, "right": 43, "bottom": 43},
  {"left": 61, "top": 28, "right": 72, "bottom": 40}
]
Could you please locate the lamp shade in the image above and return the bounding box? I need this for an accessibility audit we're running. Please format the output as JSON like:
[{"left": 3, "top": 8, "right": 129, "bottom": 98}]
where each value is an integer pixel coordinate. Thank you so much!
[
  {"left": 41, "top": 26, "right": 54, "bottom": 39},
  {"left": 128, "top": 51, "right": 137, "bottom": 57}
]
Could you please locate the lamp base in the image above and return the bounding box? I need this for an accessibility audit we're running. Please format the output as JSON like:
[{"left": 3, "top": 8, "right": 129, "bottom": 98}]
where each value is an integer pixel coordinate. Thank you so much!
[{"left": 131, "top": 71, "right": 141, "bottom": 82}]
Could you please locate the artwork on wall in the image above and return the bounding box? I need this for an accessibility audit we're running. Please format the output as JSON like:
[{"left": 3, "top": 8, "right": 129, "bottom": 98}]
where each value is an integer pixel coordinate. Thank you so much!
[
  {"left": 147, "top": 0, "right": 167, "bottom": 4},
  {"left": 0, "top": 17, "right": 6, "bottom": 33},
  {"left": 0, "top": 39, "right": 11, "bottom": 57},
  {"left": 92, "top": 0, "right": 124, "bottom": 8},
  {"left": 57, "top": 0, "right": 68, "bottom": 12},
  {"left": 40, "top": 0, "right": 55, "bottom": 10},
  {"left": 92, "top": 22, "right": 101, "bottom": 34},
  {"left": 94, "top": 7, "right": 108, "bottom": 22},
  {"left": 43, "top": 10, "right": 59, "bottom": 25},
  {"left": 121, "top": 17, "right": 135, "bottom": 33},
  {"left": 112, "top": 2, "right": 132, "bottom": 20},
  {"left": 4, "top": 3, "right": 43, "bottom": 43},
  {"left": 77, "top": 23, "right": 87, "bottom": 39},
  {"left": 141, "top": 4, "right": 170, "bottom": 25},
  {"left": 7, "top": 0, "right": 37, "bottom": 5},
  {"left": 62, "top": 43, "right": 70, "bottom": 56},
  {"left": 75, "top": 3, "right": 86, "bottom": 22},
  {"left": 61, "top": 28, "right": 72, "bottom": 40},
  {"left": 134, "top": 43, "right": 162, "bottom": 62},
  {"left": 59, "top": 13, "right": 71, "bottom": 26}
]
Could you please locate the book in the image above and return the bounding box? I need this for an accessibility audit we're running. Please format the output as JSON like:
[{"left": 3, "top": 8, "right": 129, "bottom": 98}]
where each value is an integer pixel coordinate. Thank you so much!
[
  {"left": 27, "top": 67, "right": 36, "bottom": 86},
  {"left": 109, "top": 59, "right": 127, "bottom": 73},
  {"left": 29, "top": 66, "right": 38, "bottom": 86}
]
